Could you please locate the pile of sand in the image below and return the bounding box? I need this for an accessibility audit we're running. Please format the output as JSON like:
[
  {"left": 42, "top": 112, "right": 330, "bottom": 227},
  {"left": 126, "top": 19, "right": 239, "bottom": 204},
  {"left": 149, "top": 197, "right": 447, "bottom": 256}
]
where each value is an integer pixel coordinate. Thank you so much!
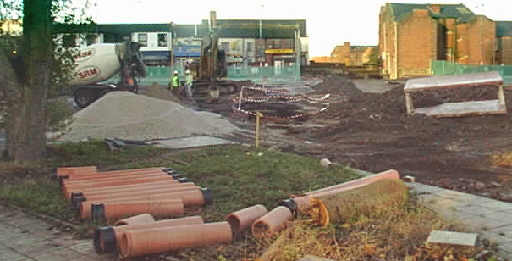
[{"left": 58, "top": 92, "right": 238, "bottom": 142}]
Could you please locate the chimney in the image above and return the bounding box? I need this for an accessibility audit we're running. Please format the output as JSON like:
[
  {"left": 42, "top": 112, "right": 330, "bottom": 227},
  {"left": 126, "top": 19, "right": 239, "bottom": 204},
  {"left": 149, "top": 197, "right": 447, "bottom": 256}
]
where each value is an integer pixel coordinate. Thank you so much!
[{"left": 430, "top": 4, "right": 441, "bottom": 14}]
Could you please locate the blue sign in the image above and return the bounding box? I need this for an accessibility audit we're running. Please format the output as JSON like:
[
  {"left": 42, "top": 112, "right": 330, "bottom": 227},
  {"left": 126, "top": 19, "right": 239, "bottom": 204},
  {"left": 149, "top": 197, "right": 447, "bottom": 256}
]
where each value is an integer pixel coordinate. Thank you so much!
[
  {"left": 174, "top": 45, "right": 201, "bottom": 57},
  {"left": 142, "top": 51, "right": 171, "bottom": 61}
]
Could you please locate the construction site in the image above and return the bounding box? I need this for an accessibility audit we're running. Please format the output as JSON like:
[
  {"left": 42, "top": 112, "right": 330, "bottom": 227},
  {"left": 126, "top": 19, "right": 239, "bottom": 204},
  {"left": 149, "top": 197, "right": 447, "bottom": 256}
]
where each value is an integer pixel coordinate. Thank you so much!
[{"left": 2, "top": 2, "right": 512, "bottom": 261}]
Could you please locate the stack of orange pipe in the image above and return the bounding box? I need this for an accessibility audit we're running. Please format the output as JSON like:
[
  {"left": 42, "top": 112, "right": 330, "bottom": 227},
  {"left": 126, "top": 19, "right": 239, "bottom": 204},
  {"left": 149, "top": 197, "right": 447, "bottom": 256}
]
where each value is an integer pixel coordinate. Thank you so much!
[
  {"left": 57, "top": 166, "right": 212, "bottom": 223},
  {"left": 94, "top": 215, "right": 205, "bottom": 253}
]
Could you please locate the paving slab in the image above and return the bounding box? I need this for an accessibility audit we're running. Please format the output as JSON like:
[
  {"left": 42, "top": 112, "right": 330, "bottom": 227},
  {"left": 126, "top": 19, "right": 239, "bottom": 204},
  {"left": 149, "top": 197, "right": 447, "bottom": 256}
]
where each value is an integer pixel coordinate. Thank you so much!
[
  {"left": 297, "top": 255, "right": 335, "bottom": 261},
  {"left": 427, "top": 230, "right": 477, "bottom": 246},
  {"left": 0, "top": 205, "right": 105, "bottom": 261},
  {"left": 155, "top": 135, "right": 234, "bottom": 149},
  {"left": 352, "top": 79, "right": 394, "bottom": 93}
]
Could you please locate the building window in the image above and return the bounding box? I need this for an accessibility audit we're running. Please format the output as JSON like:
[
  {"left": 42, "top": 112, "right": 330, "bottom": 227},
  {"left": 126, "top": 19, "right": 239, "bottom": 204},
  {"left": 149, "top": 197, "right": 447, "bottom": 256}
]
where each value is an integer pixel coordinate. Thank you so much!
[
  {"left": 221, "top": 42, "right": 229, "bottom": 52},
  {"left": 138, "top": 33, "right": 148, "bottom": 47},
  {"left": 157, "top": 33, "right": 168, "bottom": 47},
  {"left": 247, "top": 42, "right": 253, "bottom": 52}
]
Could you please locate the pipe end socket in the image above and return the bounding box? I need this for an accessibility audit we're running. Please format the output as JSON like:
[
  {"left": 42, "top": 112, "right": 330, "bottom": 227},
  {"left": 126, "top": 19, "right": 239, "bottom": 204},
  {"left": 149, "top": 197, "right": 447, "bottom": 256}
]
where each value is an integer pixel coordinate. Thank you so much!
[
  {"left": 170, "top": 173, "right": 184, "bottom": 179},
  {"left": 91, "top": 203, "right": 106, "bottom": 224},
  {"left": 201, "top": 187, "right": 213, "bottom": 205},
  {"left": 94, "top": 226, "right": 116, "bottom": 254},
  {"left": 71, "top": 195, "right": 86, "bottom": 210},
  {"left": 177, "top": 177, "right": 189, "bottom": 183},
  {"left": 278, "top": 199, "right": 298, "bottom": 217}
]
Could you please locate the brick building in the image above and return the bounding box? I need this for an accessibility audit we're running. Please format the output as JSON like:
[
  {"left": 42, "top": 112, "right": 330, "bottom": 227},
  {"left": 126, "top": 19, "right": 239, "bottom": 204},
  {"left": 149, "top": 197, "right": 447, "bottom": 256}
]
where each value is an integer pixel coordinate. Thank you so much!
[
  {"left": 379, "top": 3, "right": 496, "bottom": 79},
  {"left": 497, "top": 21, "right": 512, "bottom": 65},
  {"left": 330, "top": 42, "right": 376, "bottom": 66},
  {"left": 310, "top": 42, "right": 376, "bottom": 66}
]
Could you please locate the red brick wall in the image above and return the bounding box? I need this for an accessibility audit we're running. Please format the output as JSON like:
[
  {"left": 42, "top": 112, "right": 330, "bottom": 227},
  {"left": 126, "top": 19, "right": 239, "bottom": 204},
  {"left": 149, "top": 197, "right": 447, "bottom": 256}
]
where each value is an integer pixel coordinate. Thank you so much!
[
  {"left": 498, "top": 37, "right": 512, "bottom": 64},
  {"left": 379, "top": 6, "right": 397, "bottom": 78},
  {"left": 456, "top": 16, "right": 496, "bottom": 64},
  {"left": 331, "top": 42, "right": 351, "bottom": 64},
  {"left": 397, "top": 9, "right": 438, "bottom": 77}
]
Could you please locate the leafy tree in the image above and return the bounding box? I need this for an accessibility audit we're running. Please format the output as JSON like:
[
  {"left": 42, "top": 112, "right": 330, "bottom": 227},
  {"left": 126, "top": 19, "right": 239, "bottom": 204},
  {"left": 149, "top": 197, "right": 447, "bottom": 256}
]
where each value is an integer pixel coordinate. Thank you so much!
[{"left": 0, "top": 0, "right": 92, "bottom": 163}]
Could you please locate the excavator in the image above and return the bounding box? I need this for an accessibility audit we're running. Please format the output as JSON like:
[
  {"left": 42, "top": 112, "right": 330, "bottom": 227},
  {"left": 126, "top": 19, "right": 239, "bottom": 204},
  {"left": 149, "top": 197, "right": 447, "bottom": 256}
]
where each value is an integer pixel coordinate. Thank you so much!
[{"left": 70, "top": 41, "right": 146, "bottom": 108}]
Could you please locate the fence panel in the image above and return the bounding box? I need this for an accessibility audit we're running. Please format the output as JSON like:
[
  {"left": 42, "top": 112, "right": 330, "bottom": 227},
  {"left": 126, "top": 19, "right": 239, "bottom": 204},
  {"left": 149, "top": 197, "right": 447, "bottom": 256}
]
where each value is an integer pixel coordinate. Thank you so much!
[
  {"left": 102, "top": 63, "right": 301, "bottom": 86},
  {"left": 432, "top": 60, "right": 512, "bottom": 86}
]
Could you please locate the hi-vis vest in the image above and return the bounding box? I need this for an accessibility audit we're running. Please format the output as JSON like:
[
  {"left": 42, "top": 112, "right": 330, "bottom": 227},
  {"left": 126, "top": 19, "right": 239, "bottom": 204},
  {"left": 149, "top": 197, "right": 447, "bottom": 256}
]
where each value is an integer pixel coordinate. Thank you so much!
[{"left": 172, "top": 75, "right": 179, "bottom": 88}]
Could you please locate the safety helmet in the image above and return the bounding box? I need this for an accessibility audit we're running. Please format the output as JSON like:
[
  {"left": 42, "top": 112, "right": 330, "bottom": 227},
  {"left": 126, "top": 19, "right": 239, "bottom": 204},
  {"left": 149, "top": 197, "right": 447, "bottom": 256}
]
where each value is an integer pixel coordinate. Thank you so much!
[
  {"left": 173, "top": 70, "right": 178, "bottom": 75},
  {"left": 185, "top": 69, "right": 191, "bottom": 74}
]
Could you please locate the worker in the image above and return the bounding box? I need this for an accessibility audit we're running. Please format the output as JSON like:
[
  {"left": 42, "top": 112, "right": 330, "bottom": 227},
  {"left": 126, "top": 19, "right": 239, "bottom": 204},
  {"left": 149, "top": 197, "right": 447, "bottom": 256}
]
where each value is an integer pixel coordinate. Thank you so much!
[
  {"left": 185, "top": 69, "right": 193, "bottom": 97},
  {"left": 169, "top": 70, "right": 180, "bottom": 95}
]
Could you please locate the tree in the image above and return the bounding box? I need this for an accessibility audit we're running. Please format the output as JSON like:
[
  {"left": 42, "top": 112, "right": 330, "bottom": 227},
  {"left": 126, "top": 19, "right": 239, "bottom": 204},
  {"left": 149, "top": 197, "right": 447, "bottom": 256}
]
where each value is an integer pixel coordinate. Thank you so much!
[{"left": 1, "top": 0, "right": 90, "bottom": 163}]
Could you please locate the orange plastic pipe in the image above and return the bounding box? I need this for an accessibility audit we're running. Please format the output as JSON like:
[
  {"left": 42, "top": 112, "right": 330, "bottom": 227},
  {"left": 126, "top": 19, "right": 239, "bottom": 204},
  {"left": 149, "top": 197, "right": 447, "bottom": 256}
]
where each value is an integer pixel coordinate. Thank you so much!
[
  {"left": 118, "top": 222, "right": 233, "bottom": 258},
  {"left": 292, "top": 169, "right": 400, "bottom": 213},
  {"left": 101, "top": 188, "right": 207, "bottom": 206},
  {"left": 81, "top": 185, "right": 200, "bottom": 203},
  {"left": 57, "top": 166, "right": 97, "bottom": 176},
  {"left": 114, "top": 214, "right": 155, "bottom": 226},
  {"left": 63, "top": 176, "right": 175, "bottom": 195},
  {"left": 252, "top": 207, "right": 292, "bottom": 238},
  {"left": 78, "top": 182, "right": 196, "bottom": 200},
  {"left": 226, "top": 204, "right": 268, "bottom": 235},
  {"left": 64, "top": 168, "right": 164, "bottom": 181},
  {"left": 94, "top": 216, "right": 205, "bottom": 253},
  {"left": 62, "top": 171, "right": 167, "bottom": 185},
  {"left": 65, "top": 180, "right": 181, "bottom": 199},
  {"left": 90, "top": 199, "right": 185, "bottom": 222},
  {"left": 79, "top": 188, "right": 209, "bottom": 219},
  {"left": 59, "top": 167, "right": 162, "bottom": 178},
  {"left": 306, "top": 169, "right": 400, "bottom": 195}
]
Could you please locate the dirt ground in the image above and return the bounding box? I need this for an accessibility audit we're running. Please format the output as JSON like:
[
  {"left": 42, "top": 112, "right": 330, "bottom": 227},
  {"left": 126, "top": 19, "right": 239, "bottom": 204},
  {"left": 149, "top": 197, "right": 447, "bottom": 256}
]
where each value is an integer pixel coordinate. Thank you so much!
[
  {"left": 296, "top": 74, "right": 512, "bottom": 201},
  {"left": 165, "top": 73, "right": 512, "bottom": 203}
]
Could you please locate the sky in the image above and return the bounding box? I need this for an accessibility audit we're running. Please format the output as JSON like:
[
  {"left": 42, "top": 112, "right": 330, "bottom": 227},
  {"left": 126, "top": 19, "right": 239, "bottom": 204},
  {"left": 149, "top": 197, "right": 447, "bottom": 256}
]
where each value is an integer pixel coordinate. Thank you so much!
[{"left": 81, "top": 0, "right": 510, "bottom": 57}]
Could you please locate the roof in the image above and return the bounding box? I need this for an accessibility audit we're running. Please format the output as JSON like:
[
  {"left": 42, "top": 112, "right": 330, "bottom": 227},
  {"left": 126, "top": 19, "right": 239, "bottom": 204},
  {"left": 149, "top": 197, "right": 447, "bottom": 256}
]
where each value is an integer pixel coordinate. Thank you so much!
[
  {"left": 496, "top": 21, "right": 512, "bottom": 37},
  {"left": 385, "top": 3, "right": 475, "bottom": 23},
  {"left": 175, "top": 19, "right": 306, "bottom": 39},
  {"left": 53, "top": 19, "right": 307, "bottom": 39}
]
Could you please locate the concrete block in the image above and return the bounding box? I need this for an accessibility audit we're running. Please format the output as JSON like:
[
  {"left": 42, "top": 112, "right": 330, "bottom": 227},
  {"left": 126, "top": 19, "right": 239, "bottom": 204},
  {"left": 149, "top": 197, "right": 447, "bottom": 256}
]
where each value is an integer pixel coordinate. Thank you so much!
[
  {"left": 297, "top": 255, "right": 334, "bottom": 261},
  {"left": 427, "top": 230, "right": 477, "bottom": 247}
]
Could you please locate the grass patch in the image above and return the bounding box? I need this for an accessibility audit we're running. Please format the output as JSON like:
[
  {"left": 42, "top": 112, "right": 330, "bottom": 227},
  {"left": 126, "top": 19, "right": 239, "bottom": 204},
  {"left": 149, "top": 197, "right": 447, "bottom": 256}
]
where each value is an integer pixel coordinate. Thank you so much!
[
  {"left": 0, "top": 143, "right": 359, "bottom": 224},
  {"left": 46, "top": 141, "right": 168, "bottom": 168},
  {"left": 97, "top": 144, "right": 360, "bottom": 221},
  {"left": 0, "top": 174, "right": 75, "bottom": 220}
]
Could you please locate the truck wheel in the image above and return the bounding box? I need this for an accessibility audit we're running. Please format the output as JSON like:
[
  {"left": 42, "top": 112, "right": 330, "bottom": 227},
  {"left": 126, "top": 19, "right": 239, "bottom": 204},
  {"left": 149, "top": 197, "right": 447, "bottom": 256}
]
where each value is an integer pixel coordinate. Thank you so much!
[{"left": 74, "top": 88, "right": 99, "bottom": 108}]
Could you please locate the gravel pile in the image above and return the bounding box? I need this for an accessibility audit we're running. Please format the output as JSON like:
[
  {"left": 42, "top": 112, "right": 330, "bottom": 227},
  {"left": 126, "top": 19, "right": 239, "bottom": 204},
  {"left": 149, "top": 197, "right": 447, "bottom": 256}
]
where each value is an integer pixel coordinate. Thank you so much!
[{"left": 58, "top": 92, "right": 238, "bottom": 142}]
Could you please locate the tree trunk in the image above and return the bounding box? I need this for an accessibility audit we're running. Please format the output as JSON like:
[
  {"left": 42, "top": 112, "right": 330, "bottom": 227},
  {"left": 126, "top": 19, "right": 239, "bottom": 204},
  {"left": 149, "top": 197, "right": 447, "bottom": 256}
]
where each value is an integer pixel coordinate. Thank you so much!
[{"left": 4, "top": 0, "right": 51, "bottom": 163}]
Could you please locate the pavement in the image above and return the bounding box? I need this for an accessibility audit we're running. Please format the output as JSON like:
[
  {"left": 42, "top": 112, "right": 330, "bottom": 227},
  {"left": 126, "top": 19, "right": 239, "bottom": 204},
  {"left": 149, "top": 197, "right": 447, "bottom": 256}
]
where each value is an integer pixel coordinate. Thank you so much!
[
  {"left": 408, "top": 182, "right": 512, "bottom": 259},
  {"left": 352, "top": 79, "right": 395, "bottom": 93},
  {"left": 155, "top": 135, "right": 234, "bottom": 149},
  {"left": 0, "top": 205, "right": 111, "bottom": 261}
]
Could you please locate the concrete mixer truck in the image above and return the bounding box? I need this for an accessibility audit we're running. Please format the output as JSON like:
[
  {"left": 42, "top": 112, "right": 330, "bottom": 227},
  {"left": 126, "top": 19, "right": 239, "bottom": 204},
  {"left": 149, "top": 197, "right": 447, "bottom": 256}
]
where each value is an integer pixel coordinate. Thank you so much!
[{"left": 70, "top": 41, "right": 146, "bottom": 108}]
